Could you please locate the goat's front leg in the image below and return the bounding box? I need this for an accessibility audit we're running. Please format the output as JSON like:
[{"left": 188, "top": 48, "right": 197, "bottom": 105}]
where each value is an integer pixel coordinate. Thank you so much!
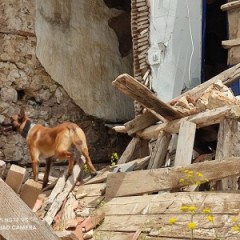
[{"left": 29, "top": 148, "right": 40, "bottom": 182}]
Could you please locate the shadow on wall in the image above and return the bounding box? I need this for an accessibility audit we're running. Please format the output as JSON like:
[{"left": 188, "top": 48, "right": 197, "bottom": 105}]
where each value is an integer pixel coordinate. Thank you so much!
[{"left": 104, "top": 0, "right": 132, "bottom": 57}]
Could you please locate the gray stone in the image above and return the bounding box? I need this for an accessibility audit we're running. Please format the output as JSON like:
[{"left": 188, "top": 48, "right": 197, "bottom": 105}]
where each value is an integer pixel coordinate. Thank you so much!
[{"left": 0, "top": 87, "right": 18, "bottom": 103}]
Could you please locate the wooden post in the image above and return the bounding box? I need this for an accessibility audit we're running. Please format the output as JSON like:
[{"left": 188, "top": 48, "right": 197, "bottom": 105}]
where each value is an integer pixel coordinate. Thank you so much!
[
  {"left": 215, "top": 118, "right": 239, "bottom": 190},
  {"left": 147, "top": 131, "right": 172, "bottom": 169},
  {"left": 174, "top": 121, "right": 196, "bottom": 166}
]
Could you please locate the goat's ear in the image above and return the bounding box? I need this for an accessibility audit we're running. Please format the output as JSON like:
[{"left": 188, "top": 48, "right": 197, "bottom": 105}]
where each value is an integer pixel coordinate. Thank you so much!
[{"left": 18, "top": 107, "right": 26, "bottom": 122}]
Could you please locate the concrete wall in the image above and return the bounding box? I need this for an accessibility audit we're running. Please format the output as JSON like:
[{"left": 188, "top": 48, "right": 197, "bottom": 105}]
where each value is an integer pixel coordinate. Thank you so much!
[
  {"left": 148, "top": 0, "right": 202, "bottom": 101},
  {"left": 35, "top": 0, "right": 134, "bottom": 122}
]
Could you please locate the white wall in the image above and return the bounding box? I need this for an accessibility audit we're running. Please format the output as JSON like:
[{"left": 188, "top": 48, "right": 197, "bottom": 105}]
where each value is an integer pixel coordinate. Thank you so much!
[{"left": 148, "top": 0, "right": 202, "bottom": 101}]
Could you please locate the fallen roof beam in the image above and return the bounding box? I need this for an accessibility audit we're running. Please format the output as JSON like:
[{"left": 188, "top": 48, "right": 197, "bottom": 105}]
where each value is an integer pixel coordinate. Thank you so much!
[
  {"left": 105, "top": 157, "right": 240, "bottom": 198},
  {"left": 121, "top": 63, "right": 240, "bottom": 136},
  {"left": 112, "top": 74, "right": 184, "bottom": 121}
]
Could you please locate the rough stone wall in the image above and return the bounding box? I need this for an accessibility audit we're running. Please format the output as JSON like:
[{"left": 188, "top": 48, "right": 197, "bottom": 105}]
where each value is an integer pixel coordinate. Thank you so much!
[{"left": 0, "top": 0, "right": 130, "bottom": 167}]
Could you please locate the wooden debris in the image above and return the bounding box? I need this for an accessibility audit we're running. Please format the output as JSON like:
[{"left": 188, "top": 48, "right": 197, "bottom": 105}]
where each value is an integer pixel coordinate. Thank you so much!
[
  {"left": 0, "top": 179, "right": 60, "bottom": 240},
  {"left": 215, "top": 118, "right": 239, "bottom": 190},
  {"left": 118, "top": 137, "right": 141, "bottom": 164},
  {"left": 20, "top": 179, "right": 42, "bottom": 209},
  {"left": 81, "top": 210, "right": 105, "bottom": 232},
  {"left": 76, "top": 183, "right": 106, "bottom": 198},
  {"left": 113, "top": 74, "right": 184, "bottom": 120},
  {"left": 44, "top": 164, "right": 81, "bottom": 225},
  {"left": 138, "top": 105, "right": 240, "bottom": 139},
  {"left": 124, "top": 110, "right": 158, "bottom": 136},
  {"left": 5, "top": 164, "right": 27, "bottom": 193},
  {"left": 98, "top": 191, "right": 240, "bottom": 239},
  {"left": 174, "top": 121, "right": 196, "bottom": 166},
  {"left": 106, "top": 157, "right": 240, "bottom": 198},
  {"left": 85, "top": 158, "right": 149, "bottom": 185},
  {"left": 147, "top": 131, "right": 171, "bottom": 169}
]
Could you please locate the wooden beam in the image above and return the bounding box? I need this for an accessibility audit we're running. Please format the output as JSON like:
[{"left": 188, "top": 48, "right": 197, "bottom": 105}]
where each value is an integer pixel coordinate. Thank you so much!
[
  {"left": 104, "top": 192, "right": 240, "bottom": 216},
  {"left": 222, "top": 38, "right": 240, "bottom": 49},
  {"left": 174, "top": 121, "right": 196, "bottom": 166},
  {"left": 0, "top": 179, "right": 60, "bottom": 240},
  {"left": 147, "top": 131, "right": 171, "bottom": 169},
  {"left": 138, "top": 105, "right": 240, "bottom": 140},
  {"left": 106, "top": 157, "right": 240, "bottom": 198},
  {"left": 215, "top": 119, "right": 239, "bottom": 190},
  {"left": 124, "top": 110, "right": 159, "bottom": 136},
  {"left": 113, "top": 74, "right": 183, "bottom": 121},
  {"left": 221, "top": 0, "right": 240, "bottom": 11},
  {"left": 118, "top": 137, "right": 141, "bottom": 164}
]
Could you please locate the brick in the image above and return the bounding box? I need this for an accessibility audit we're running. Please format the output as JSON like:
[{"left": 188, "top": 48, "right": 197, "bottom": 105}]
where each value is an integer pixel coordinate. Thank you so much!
[
  {"left": 0, "top": 160, "right": 6, "bottom": 178},
  {"left": 5, "top": 164, "right": 27, "bottom": 193},
  {"left": 20, "top": 179, "right": 42, "bottom": 209}
]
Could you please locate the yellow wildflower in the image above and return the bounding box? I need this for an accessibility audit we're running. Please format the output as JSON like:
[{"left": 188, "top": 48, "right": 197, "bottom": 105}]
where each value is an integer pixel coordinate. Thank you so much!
[
  {"left": 233, "top": 225, "right": 240, "bottom": 232},
  {"left": 196, "top": 172, "right": 203, "bottom": 177},
  {"left": 180, "top": 205, "right": 189, "bottom": 212},
  {"left": 179, "top": 178, "right": 185, "bottom": 184},
  {"left": 207, "top": 215, "right": 214, "bottom": 222},
  {"left": 232, "top": 216, "right": 238, "bottom": 223},
  {"left": 189, "top": 205, "right": 196, "bottom": 212},
  {"left": 187, "top": 222, "right": 197, "bottom": 230},
  {"left": 168, "top": 217, "right": 177, "bottom": 225},
  {"left": 203, "top": 208, "right": 211, "bottom": 214}
]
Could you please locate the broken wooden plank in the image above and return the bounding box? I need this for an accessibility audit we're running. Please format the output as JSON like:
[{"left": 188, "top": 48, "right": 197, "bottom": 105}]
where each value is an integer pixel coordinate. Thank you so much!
[
  {"left": 221, "top": 0, "right": 240, "bottom": 11},
  {"left": 124, "top": 110, "right": 158, "bottom": 136},
  {"left": 222, "top": 38, "right": 240, "bottom": 49},
  {"left": 148, "top": 131, "right": 171, "bottom": 169},
  {"left": 76, "top": 183, "right": 106, "bottom": 198},
  {"left": 99, "top": 214, "right": 235, "bottom": 239},
  {"left": 20, "top": 179, "right": 42, "bottom": 209},
  {"left": 85, "top": 157, "right": 150, "bottom": 185},
  {"left": 215, "top": 118, "right": 239, "bottom": 190},
  {"left": 106, "top": 157, "right": 240, "bottom": 198},
  {"left": 104, "top": 192, "right": 240, "bottom": 216},
  {"left": 113, "top": 74, "right": 184, "bottom": 121},
  {"left": 124, "top": 64, "right": 240, "bottom": 136},
  {"left": 118, "top": 137, "right": 141, "bottom": 164},
  {"left": 44, "top": 164, "right": 81, "bottom": 225},
  {"left": 138, "top": 105, "right": 240, "bottom": 139},
  {"left": 174, "top": 121, "right": 196, "bottom": 166},
  {"left": 0, "top": 179, "right": 60, "bottom": 240},
  {"left": 5, "top": 164, "right": 27, "bottom": 193}
]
